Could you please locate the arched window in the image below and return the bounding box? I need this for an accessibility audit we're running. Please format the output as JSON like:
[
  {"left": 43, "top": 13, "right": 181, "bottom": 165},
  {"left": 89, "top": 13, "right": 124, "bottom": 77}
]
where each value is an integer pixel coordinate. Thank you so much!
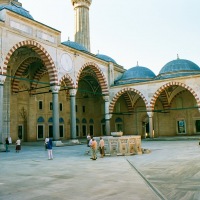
[
  {"left": 37, "top": 116, "right": 45, "bottom": 123},
  {"left": 37, "top": 117, "right": 45, "bottom": 140}
]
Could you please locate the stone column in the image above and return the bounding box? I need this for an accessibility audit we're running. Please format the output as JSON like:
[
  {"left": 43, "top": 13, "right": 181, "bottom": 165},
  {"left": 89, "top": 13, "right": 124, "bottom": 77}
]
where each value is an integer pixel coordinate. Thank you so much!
[
  {"left": 147, "top": 111, "right": 154, "bottom": 138},
  {"left": 51, "top": 85, "right": 60, "bottom": 141},
  {"left": 0, "top": 76, "right": 5, "bottom": 143},
  {"left": 70, "top": 89, "right": 77, "bottom": 139},
  {"left": 103, "top": 95, "right": 110, "bottom": 136}
]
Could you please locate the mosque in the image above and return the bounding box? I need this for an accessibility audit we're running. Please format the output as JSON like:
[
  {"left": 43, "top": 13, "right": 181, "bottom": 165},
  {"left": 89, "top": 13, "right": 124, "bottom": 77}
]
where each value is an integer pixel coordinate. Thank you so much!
[{"left": 0, "top": 0, "right": 200, "bottom": 143}]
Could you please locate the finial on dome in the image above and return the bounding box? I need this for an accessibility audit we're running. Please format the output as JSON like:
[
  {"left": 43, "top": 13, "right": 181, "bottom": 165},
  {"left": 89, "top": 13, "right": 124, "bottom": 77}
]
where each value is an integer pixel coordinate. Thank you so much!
[
  {"left": 68, "top": 37, "right": 70, "bottom": 41},
  {"left": 97, "top": 50, "right": 99, "bottom": 54},
  {"left": 137, "top": 61, "right": 139, "bottom": 66},
  {"left": 177, "top": 54, "right": 179, "bottom": 59}
]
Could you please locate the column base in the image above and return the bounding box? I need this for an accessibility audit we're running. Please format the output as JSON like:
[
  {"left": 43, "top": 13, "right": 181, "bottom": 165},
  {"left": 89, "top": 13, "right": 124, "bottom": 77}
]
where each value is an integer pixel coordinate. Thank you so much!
[{"left": 52, "top": 140, "right": 64, "bottom": 147}]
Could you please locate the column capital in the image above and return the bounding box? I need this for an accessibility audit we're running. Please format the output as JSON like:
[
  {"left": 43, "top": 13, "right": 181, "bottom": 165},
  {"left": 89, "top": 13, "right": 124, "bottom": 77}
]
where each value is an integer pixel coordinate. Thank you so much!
[
  {"left": 50, "top": 85, "right": 60, "bottom": 93},
  {"left": 0, "top": 75, "right": 6, "bottom": 85},
  {"left": 69, "top": 88, "right": 77, "bottom": 96},
  {"left": 147, "top": 111, "right": 154, "bottom": 118},
  {"left": 103, "top": 95, "right": 110, "bottom": 102},
  {"left": 72, "top": 0, "right": 92, "bottom": 8}
]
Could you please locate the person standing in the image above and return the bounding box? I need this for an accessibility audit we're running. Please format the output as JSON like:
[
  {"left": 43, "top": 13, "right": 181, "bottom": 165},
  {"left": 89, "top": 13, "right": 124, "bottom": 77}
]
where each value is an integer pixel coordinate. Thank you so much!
[
  {"left": 44, "top": 137, "right": 49, "bottom": 151},
  {"left": 99, "top": 137, "right": 105, "bottom": 158},
  {"left": 86, "top": 134, "right": 91, "bottom": 147},
  {"left": 90, "top": 138, "right": 97, "bottom": 160},
  {"left": 47, "top": 138, "right": 53, "bottom": 160},
  {"left": 15, "top": 138, "right": 21, "bottom": 153},
  {"left": 5, "top": 137, "right": 9, "bottom": 152}
]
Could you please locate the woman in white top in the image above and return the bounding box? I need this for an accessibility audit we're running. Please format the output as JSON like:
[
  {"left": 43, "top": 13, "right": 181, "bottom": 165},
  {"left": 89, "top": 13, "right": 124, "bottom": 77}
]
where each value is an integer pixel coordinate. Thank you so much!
[{"left": 16, "top": 138, "right": 21, "bottom": 153}]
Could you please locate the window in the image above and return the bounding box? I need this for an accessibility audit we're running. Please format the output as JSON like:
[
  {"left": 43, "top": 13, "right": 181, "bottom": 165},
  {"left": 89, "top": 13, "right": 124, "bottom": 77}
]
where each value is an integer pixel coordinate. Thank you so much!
[
  {"left": 82, "top": 106, "right": 85, "bottom": 113},
  {"left": 76, "top": 125, "right": 79, "bottom": 136},
  {"left": 49, "top": 125, "right": 53, "bottom": 138},
  {"left": 89, "top": 125, "right": 94, "bottom": 136},
  {"left": 39, "top": 101, "right": 43, "bottom": 110},
  {"left": 37, "top": 125, "right": 44, "bottom": 139},
  {"left": 195, "top": 120, "right": 200, "bottom": 133},
  {"left": 50, "top": 102, "right": 53, "bottom": 110},
  {"left": 59, "top": 103, "right": 63, "bottom": 111},
  {"left": 177, "top": 120, "right": 186, "bottom": 134},
  {"left": 59, "top": 125, "right": 64, "bottom": 138},
  {"left": 82, "top": 125, "right": 87, "bottom": 136},
  {"left": 115, "top": 117, "right": 123, "bottom": 132}
]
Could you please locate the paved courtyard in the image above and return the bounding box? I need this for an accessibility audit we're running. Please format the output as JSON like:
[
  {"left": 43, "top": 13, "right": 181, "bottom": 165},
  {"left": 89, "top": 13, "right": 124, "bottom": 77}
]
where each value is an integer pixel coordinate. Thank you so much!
[{"left": 0, "top": 138, "right": 200, "bottom": 200}]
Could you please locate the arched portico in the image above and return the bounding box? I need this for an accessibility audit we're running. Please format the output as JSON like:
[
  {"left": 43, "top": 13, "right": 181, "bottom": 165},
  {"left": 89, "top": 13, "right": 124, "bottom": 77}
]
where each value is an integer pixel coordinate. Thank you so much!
[
  {"left": 1, "top": 40, "right": 59, "bottom": 142},
  {"left": 3, "top": 40, "right": 58, "bottom": 85},
  {"left": 150, "top": 81, "right": 200, "bottom": 137},
  {"left": 109, "top": 87, "right": 148, "bottom": 136}
]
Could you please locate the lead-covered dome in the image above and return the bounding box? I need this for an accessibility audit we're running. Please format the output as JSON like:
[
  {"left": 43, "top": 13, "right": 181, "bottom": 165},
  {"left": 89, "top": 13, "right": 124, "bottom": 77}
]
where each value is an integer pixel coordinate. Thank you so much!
[
  {"left": 156, "top": 59, "right": 200, "bottom": 80},
  {"left": 96, "top": 54, "right": 117, "bottom": 64},
  {"left": 115, "top": 66, "right": 156, "bottom": 85},
  {"left": 62, "top": 40, "right": 88, "bottom": 52},
  {"left": 0, "top": 2, "right": 34, "bottom": 20}
]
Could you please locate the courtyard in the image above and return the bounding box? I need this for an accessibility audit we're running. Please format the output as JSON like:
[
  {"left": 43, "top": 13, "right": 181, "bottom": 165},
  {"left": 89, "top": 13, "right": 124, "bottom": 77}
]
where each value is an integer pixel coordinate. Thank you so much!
[{"left": 0, "top": 138, "right": 200, "bottom": 200}]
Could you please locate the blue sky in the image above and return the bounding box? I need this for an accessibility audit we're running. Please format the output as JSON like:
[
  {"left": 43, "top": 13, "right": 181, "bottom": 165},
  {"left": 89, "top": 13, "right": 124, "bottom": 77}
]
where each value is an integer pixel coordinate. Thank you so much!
[{"left": 20, "top": 0, "right": 200, "bottom": 75}]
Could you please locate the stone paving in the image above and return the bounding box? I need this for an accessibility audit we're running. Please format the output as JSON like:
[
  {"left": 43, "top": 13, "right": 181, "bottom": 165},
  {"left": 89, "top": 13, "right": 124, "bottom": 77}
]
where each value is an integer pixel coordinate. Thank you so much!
[{"left": 0, "top": 138, "right": 200, "bottom": 200}]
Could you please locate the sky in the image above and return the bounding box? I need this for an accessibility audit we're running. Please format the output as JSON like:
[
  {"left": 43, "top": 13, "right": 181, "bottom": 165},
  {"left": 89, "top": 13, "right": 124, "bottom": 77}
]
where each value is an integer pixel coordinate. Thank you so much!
[{"left": 20, "top": 0, "right": 200, "bottom": 75}]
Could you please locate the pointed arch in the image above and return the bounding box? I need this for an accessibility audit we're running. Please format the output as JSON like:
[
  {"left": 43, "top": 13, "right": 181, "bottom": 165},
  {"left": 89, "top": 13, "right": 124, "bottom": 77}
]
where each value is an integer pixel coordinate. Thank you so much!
[
  {"left": 3, "top": 40, "right": 58, "bottom": 85},
  {"left": 150, "top": 82, "right": 200, "bottom": 110},
  {"left": 109, "top": 88, "right": 148, "bottom": 113},
  {"left": 59, "top": 74, "right": 75, "bottom": 89},
  {"left": 76, "top": 62, "right": 109, "bottom": 95}
]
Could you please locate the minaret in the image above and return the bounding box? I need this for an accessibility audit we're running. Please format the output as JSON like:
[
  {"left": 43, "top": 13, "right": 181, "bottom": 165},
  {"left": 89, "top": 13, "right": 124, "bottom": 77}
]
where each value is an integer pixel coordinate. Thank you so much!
[{"left": 71, "top": 0, "right": 92, "bottom": 51}]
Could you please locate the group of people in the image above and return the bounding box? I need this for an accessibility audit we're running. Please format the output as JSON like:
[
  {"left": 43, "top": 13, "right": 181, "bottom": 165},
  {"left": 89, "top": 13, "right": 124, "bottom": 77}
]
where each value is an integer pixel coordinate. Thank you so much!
[
  {"left": 4, "top": 137, "right": 21, "bottom": 153},
  {"left": 87, "top": 134, "right": 105, "bottom": 160}
]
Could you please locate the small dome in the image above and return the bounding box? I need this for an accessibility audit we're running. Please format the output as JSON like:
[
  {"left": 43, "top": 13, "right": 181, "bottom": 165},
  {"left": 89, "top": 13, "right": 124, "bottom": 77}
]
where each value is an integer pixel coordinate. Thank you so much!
[
  {"left": 156, "top": 59, "right": 200, "bottom": 80},
  {"left": 62, "top": 40, "right": 88, "bottom": 51},
  {"left": 96, "top": 54, "right": 117, "bottom": 64},
  {"left": 115, "top": 66, "right": 156, "bottom": 85},
  {"left": 0, "top": 3, "right": 34, "bottom": 20}
]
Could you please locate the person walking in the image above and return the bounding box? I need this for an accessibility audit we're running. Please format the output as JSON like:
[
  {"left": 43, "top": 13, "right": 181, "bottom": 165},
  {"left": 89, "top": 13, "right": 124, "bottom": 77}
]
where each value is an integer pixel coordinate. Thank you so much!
[
  {"left": 90, "top": 138, "right": 97, "bottom": 160},
  {"left": 99, "top": 137, "right": 105, "bottom": 158},
  {"left": 5, "top": 137, "right": 9, "bottom": 152},
  {"left": 47, "top": 138, "right": 53, "bottom": 160},
  {"left": 15, "top": 138, "right": 21, "bottom": 153}
]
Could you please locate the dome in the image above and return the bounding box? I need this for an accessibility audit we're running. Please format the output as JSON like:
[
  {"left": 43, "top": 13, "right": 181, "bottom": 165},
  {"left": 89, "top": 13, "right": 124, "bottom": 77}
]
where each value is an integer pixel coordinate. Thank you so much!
[
  {"left": 62, "top": 40, "right": 88, "bottom": 51},
  {"left": 0, "top": 3, "right": 34, "bottom": 20},
  {"left": 115, "top": 66, "right": 156, "bottom": 85},
  {"left": 96, "top": 54, "right": 117, "bottom": 64},
  {"left": 156, "top": 59, "right": 200, "bottom": 80}
]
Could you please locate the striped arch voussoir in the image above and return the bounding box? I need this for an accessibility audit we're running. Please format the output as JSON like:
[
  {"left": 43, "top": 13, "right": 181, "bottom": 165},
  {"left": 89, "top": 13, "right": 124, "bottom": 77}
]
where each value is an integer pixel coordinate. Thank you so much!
[
  {"left": 59, "top": 74, "right": 75, "bottom": 89},
  {"left": 109, "top": 88, "right": 148, "bottom": 113},
  {"left": 3, "top": 40, "right": 58, "bottom": 85},
  {"left": 150, "top": 81, "right": 200, "bottom": 109},
  {"left": 76, "top": 62, "right": 109, "bottom": 95}
]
